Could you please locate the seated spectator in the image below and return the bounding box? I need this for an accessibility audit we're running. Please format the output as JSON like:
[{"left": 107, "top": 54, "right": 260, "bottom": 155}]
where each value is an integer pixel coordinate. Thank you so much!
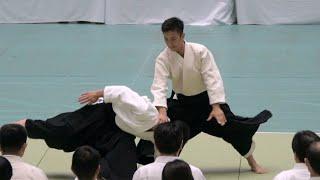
[
  {"left": 72, "top": 146, "right": 101, "bottom": 180},
  {"left": 133, "top": 121, "right": 205, "bottom": 180},
  {"left": 162, "top": 159, "right": 194, "bottom": 180},
  {"left": 0, "top": 156, "right": 12, "bottom": 180},
  {"left": 305, "top": 141, "right": 320, "bottom": 180},
  {"left": 274, "top": 130, "right": 320, "bottom": 180},
  {"left": 0, "top": 124, "right": 48, "bottom": 180}
]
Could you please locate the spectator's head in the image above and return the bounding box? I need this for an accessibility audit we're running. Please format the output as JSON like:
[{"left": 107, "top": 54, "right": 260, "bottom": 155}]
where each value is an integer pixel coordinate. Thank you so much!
[
  {"left": 162, "top": 159, "right": 194, "bottom": 180},
  {"left": 71, "top": 146, "right": 101, "bottom": 180},
  {"left": 292, "top": 130, "right": 320, "bottom": 163},
  {"left": 161, "top": 17, "right": 185, "bottom": 53},
  {"left": 305, "top": 141, "right": 320, "bottom": 176},
  {"left": 154, "top": 121, "right": 189, "bottom": 156},
  {"left": 0, "top": 156, "right": 12, "bottom": 180},
  {"left": 0, "top": 124, "right": 27, "bottom": 156}
]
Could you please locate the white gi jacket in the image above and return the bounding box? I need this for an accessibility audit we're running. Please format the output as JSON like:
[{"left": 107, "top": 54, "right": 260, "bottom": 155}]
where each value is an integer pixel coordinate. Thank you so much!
[
  {"left": 3, "top": 155, "right": 48, "bottom": 180},
  {"left": 273, "top": 163, "right": 310, "bottom": 180},
  {"left": 151, "top": 41, "right": 226, "bottom": 108},
  {"left": 103, "top": 86, "right": 158, "bottom": 141},
  {"left": 132, "top": 156, "right": 206, "bottom": 180}
]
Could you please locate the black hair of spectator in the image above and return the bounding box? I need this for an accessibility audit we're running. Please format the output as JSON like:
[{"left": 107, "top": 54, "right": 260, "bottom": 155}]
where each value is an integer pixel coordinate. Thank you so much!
[
  {"left": 292, "top": 130, "right": 320, "bottom": 162},
  {"left": 306, "top": 141, "right": 320, "bottom": 174},
  {"left": 162, "top": 159, "right": 194, "bottom": 180},
  {"left": 0, "top": 124, "right": 27, "bottom": 154},
  {"left": 154, "top": 121, "right": 189, "bottom": 155},
  {"left": 0, "top": 156, "right": 13, "bottom": 180},
  {"left": 72, "top": 146, "right": 101, "bottom": 180}
]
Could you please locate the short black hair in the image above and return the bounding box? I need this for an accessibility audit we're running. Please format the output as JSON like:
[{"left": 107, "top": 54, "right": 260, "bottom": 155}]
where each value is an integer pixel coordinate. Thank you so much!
[
  {"left": 71, "top": 146, "right": 101, "bottom": 180},
  {"left": 0, "top": 124, "right": 27, "bottom": 153},
  {"left": 154, "top": 121, "right": 189, "bottom": 154},
  {"left": 0, "top": 156, "right": 12, "bottom": 180},
  {"left": 162, "top": 159, "right": 194, "bottom": 180},
  {"left": 161, "top": 17, "right": 184, "bottom": 34},
  {"left": 306, "top": 141, "right": 320, "bottom": 174},
  {"left": 292, "top": 130, "right": 320, "bottom": 162}
]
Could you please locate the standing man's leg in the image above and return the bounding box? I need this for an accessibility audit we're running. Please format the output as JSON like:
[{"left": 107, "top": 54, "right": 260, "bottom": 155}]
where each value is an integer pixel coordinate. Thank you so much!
[
  {"left": 167, "top": 98, "right": 202, "bottom": 140},
  {"left": 201, "top": 107, "right": 270, "bottom": 174}
]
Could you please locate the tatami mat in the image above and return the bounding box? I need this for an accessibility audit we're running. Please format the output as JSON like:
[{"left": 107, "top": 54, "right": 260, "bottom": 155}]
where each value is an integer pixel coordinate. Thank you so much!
[{"left": 22, "top": 133, "right": 295, "bottom": 180}]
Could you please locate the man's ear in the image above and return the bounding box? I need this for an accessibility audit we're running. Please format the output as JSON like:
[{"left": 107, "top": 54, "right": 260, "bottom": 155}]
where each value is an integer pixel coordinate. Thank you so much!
[
  {"left": 176, "top": 139, "right": 184, "bottom": 156},
  {"left": 22, "top": 143, "right": 27, "bottom": 150},
  {"left": 96, "top": 164, "right": 101, "bottom": 177},
  {"left": 305, "top": 158, "right": 310, "bottom": 166},
  {"left": 293, "top": 152, "right": 298, "bottom": 161},
  {"left": 20, "top": 142, "right": 27, "bottom": 155}
]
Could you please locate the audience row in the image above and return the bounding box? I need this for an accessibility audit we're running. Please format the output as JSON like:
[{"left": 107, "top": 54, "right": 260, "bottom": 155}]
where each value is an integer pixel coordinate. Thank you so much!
[{"left": 1, "top": 122, "right": 320, "bottom": 180}]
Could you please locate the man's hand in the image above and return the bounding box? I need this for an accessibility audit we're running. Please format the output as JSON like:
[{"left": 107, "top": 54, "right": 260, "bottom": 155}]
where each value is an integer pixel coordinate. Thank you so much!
[
  {"left": 78, "top": 90, "right": 103, "bottom": 105},
  {"left": 207, "top": 104, "right": 227, "bottom": 126},
  {"left": 157, "top": 106, "right": 169, "bottom": 124}
]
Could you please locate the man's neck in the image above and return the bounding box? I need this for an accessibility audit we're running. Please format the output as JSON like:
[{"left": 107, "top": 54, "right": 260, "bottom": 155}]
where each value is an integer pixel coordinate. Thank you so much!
[
  {"left": 311, "top": 172, "right": 320, "bottom": 177},
  {"left": 77, "top": 178, "right": 96, "bottom": 180},
  {"left": 295, "top": 160, "right": 304, "bottom": 164},
  {"left": 174, "top": 41, "right": 185, "bottom": 58},
  {"left": 3, "top": 152, "right": 22, "bottom": 157},
  {"left": 294, "top": 155, "right": 304, "bottom": 164},
  {"left": 159, "top": 152, "right": 179, "bottom": 157}
]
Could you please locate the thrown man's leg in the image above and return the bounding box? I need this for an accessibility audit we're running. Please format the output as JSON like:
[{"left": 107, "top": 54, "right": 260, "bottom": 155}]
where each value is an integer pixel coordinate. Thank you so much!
[{"left": 100, "top": 134, "right": 137, "bottom": 180}]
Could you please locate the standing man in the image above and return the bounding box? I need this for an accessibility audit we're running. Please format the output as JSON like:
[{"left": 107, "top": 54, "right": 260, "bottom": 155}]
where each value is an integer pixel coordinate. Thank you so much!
[{"left": 151, "top": 17, "right": 271, "bottom": 174}]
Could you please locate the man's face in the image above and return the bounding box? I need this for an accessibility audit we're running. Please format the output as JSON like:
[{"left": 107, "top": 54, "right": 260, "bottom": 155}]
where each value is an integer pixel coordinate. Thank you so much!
[{"left": 163, "top": 31, "right": 185, "bottom": 52}]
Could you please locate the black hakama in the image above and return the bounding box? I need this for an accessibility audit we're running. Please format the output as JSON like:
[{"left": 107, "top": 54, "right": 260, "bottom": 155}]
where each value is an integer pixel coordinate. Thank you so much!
[
  {"left": 25, "top": 103, "right": 137, "bottom": 180},
  {"left": 167, "top": 91, "right": 272, "bottom": 156},
  {"left": 137, "top": 91, "right": 272, "bottom": 161}
]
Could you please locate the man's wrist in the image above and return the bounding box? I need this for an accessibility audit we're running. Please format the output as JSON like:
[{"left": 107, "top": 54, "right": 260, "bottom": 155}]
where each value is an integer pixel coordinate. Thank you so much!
[
  {"left": 157, "top": 106, "right": 167, "bottom": 113},
  {"left": 95, "top": 90, "right": 104, "bottom": 98},
  {"left": 211, "top": 103, "right": 220, "bottom": 109}
]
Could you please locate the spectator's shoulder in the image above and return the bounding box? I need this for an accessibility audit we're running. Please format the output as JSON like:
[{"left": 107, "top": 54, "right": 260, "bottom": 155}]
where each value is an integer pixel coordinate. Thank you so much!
[
  {"left": 273, "top": 169, "right": 294, "bottom": 180},
  {"left": 189, "top": 164, "right": 205, "bottom": 177},
  {"left": 27, "top": 163, "right": 48, "bottom": 179},
  {"left": 133, "top": 163, "right": 154, "bottom": 180}
]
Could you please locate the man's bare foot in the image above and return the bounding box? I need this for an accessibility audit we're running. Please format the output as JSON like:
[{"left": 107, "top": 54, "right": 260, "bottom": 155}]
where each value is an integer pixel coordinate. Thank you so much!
[
  {"left": 246, "top": 155, "right": 268, "bottom": 174},
  {"left": 15, "top": 119, "right": 27, "bottom": 127},
  {"left": 251, "top": 164, "right": 268, "bottom": 174}
]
